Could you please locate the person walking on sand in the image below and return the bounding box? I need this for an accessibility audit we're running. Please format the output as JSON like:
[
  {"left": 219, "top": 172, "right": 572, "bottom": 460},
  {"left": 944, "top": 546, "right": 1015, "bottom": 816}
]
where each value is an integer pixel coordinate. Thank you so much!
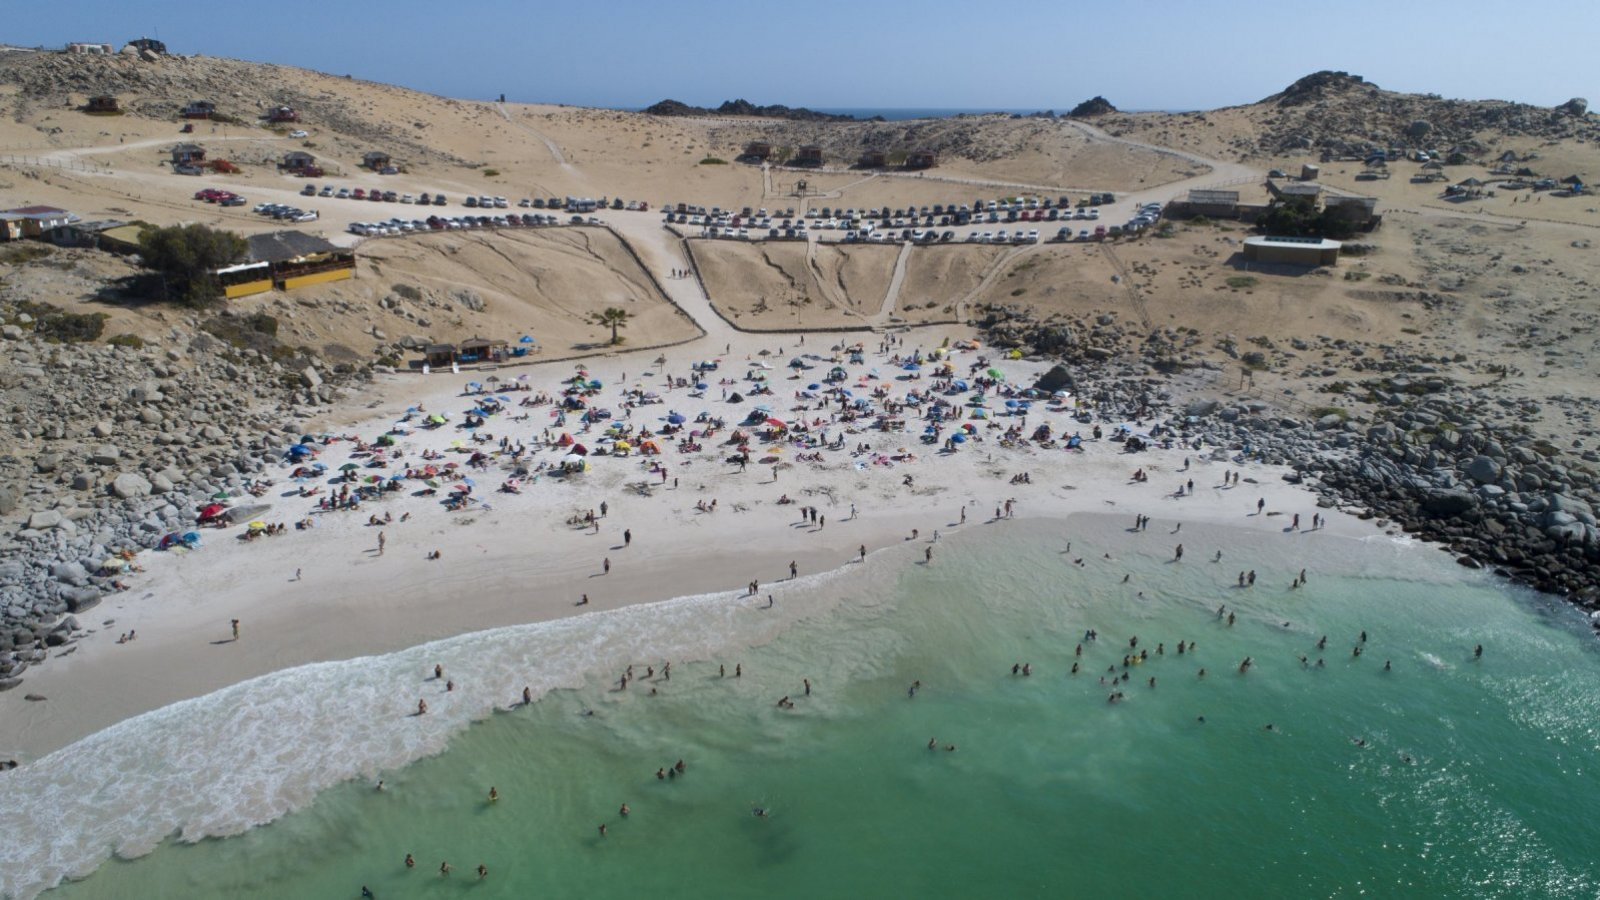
[
  {"left": 1174, "top": 544, "right": 1183, "bottom": 561},
  {"left": 230, "top": 619, "right": 239, "bottom": 640},
  {"left": 603, "top": 557, "right": 611, "bottom": 575},
  {"left": 377, "top": 531, "right": 386, "bottom": 556},
  {"left": 624, "top": 529, "right": 632, "bottom": 547},
  {"left": 925, "top": 547, "right": 933, "bottom": 564},
  {"left": 790, "top": 561, "right": 798, "bottom": 579},
  {"left": 859, "top": 544, "right": 867, "bottom": 562}
]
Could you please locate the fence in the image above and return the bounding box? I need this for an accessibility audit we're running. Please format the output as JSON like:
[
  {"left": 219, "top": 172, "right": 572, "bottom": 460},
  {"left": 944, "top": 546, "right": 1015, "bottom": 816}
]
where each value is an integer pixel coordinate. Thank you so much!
[{"left": 0, "top": 154, "right": 109, "bottom": 174}]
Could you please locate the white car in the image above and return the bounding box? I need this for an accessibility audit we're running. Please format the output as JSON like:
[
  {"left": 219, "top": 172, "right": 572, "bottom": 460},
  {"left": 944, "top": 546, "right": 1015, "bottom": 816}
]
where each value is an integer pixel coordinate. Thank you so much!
[{"left": 288, "top": 130, "right": 308, "bottom": 139}]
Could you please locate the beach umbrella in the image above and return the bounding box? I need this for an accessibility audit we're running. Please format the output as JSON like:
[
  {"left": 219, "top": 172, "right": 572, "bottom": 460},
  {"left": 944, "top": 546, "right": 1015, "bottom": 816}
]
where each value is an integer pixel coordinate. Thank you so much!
[
  {"left": 562, "top": 452, "right": 585, "bottom": 465},
  {"left": 987, "top": 368, "right": 1005, "bottom": 380},
  {"left": 467, "top": 381, "right": 482, "bottom": 391},
  {"left": 765, "top": 417, "right": 787, "bottom": 429},
  {"left": 339, "top": 463, "right": 359, "bottom": 471},
  {"left": 951, "top": 433, "right": 967, "bottom": 443},
  {"left": 571, "top": 444, "right": 589, "bottom": 455},
  {"left": 902, "top": 363, "right": 920, "bottom": 371},
  {"left": 667, "top": 413, "right": 686, "bottom": 425},
  {"left": 1005, "top": 399, "right": 1019, "bottom": 408},
  {"left": 520, "top": 335, "right": 536, "bottom": 344},
  {"left": 461, "top": 477, "right": 476, "bottom": 488}
]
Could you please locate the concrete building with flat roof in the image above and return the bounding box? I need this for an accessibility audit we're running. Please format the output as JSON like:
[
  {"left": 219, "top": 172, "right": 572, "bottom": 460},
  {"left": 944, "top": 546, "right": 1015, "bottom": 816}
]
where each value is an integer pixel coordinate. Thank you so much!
[{"left": 1242, "top": 235, "right": 1340, "bottom": 266}]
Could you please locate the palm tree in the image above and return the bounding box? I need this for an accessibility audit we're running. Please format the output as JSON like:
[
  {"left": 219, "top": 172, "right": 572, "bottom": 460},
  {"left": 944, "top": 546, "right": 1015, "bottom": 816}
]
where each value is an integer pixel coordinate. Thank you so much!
[{"left": 591, "top": 307, "right": 630, "bottom": 345}]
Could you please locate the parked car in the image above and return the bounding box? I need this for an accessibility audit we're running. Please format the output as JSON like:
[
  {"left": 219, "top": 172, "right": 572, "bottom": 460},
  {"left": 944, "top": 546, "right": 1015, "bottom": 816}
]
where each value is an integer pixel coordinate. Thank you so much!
[
  {"left": 319, "top": 186, "right": 334, "bottom": 197},
  {"left": 336, "top": 188, "right": 351, "bottom": 199},
  {"left": 288, "top": 129, "right": 309, "bottom": 139},
  {"left": 221, "top": 196, "right": 247, "bottom": 207},
  {"left": 352, "top": 188, "right": 367, "bottom": 200},
  {"left": 301, "top": 184, "right": 317, "bottom": 196},
  {"left": 433, "top": 195, "right": 447, "bottom": 206},
  {"left": 465, "top": 196, "right": 479, "bottom": 208}
]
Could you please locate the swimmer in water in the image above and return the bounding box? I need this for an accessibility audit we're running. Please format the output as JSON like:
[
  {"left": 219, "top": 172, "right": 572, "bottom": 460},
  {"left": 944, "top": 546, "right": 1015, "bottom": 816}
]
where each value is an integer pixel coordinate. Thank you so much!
[
  {"left": 488, "top": 787, "right": 498, "bottom": 803},
  {"left": 1474, "top": 644, "right": 1483, "bottom": 659},
  {"left": 440, "top": 861, "right": 452, "bottom": 876},
  {"left": 477, "top": 864, "right": 488, "bottom": 880},
  {"left": 405, "top": 853, "right": 415, "bottom": 869},
  {"left": 620, "top": 803, "right": 631, "bottom": 817},
  {"left": 929, "top": 737, "right": 938, "bottom": 750},
  {"left": 754, "top": 807, "right": 769, "bottom": 818}
]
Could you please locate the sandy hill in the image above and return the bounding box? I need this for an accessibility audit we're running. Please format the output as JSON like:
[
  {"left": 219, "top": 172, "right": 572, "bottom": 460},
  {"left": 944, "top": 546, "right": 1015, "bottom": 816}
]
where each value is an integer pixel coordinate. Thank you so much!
[{"left": 1097, "top": 71, "right": 1597, "bottom": 163}]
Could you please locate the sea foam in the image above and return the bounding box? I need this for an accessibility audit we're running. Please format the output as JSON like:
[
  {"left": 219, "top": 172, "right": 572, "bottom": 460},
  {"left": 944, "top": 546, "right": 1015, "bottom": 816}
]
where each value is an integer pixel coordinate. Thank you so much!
[{"left": 0, "top": 562, "right": 872, "bottom": 900}]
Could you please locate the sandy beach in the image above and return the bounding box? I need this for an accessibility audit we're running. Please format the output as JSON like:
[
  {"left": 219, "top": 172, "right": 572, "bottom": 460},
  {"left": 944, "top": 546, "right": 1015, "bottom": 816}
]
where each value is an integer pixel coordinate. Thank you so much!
[{"left": 1, "top": 324, "right": 1384, "bottom": 761}]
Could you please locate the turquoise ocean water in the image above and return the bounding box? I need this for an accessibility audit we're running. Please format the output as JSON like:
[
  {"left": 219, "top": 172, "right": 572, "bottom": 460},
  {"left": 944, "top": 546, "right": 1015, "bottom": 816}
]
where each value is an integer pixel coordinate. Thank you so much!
[{"left": 27, "top": 515, "right": 1600, "bottom": 899}]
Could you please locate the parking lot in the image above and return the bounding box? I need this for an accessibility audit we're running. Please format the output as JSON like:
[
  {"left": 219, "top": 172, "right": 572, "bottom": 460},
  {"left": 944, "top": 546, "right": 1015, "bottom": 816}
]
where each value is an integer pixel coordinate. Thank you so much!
[
  {"left": 191, "top": 183, "right": 652, "bottom": 240},
  {"left": 664, "top": 193, "right": 1165, "bottom": 246}
]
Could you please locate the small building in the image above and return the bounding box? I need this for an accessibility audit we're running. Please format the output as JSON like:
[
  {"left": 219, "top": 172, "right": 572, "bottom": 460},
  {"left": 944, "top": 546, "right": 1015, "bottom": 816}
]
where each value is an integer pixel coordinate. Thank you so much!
[
  {"left": 281, "top": 150, "right": 317, "bottom": 172},
  {"left": 84, "top": 94, "right": 119, "bottom": 114},
  {"left": 170, "top": 143, "right": 207, "bottom": 166},
  {"left": 183, "top": 100, "right": 216, "bottom": 119},
  {"left": 362, "top": 151, "right": 392, "bottom": 170},
  {"left": 793, "top": 144, "right": 824, "bottom": 167},
  {"left": 857, "top": 150, "right": 886, "bottom": 168},
  {"left": 1242, "top": 235, "right": 1340, "bottom": 266},
  {"left": 267, "top": 105, "right": 300, "bottom": 123},
  {"left": 0, "top": 213, "right": 25, "bottom": 242},
  {"left": 245, "top": 230, "right": 356, "bottom": 290},
  {"left": 1, "top": 206, "right": 77, "bottom": 238},
  {"left": 423, "top": 344, "right": 458, "bottom": 368},
  {"left": 1269, "top": 182, "right": 1323, "bottom": 203},
  {"left": 126, "top": 37, "right": 167, "bottom": 55},
  {"left": 1300, "top": 164, "right": 1320, "bottom": 181},
  {"left": 903, "top": 150, "right": 938, "bottom": 170},
  {"left": 65, "top": 43, "right": 114, "bottom": 55},
  {"left": 457, "top": 337, "right": 509, "bottom": 364},
  {"left": 741, "top": 141, "right": 773, "bottom": 161},
  {"left": 48, "top": 219, "right": 126, "bottom": 248},
  {"left": 1182, "top": 189, "right": 1240, "bottom": 218}
]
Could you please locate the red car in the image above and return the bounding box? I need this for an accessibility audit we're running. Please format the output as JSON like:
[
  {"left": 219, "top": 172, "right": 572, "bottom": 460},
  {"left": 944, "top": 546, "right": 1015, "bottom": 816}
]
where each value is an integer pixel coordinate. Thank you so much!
[{"left": 352, "top": 188, "right": 367, "bottom": 200}]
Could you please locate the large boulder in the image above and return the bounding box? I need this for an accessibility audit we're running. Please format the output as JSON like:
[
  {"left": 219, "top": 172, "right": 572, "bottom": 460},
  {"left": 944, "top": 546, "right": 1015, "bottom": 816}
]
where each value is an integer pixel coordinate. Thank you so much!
[
  {"left": 0, "top": 485, "right": 17, "bottom": 516},
  {"left": 27, "top": 510, "right": 63, "bottom": 530},
  {"left": 1558, "top": 97, "right": 1588, "bottom": 117},
  {"left": 1034, "top": 365, "right": 1074, "bottom": 394},
  {"left": 111, "top": 472, "right": 153, "bottom": 499},
  {"left": 1422, "top": 488, "right": 1478, "bottom": 517},
  {"left": 90, "top": 444, "right": 121, "bottom": 465},
  {"left": 1464, "top": 455, "right": 1502, "bottom": 484},
  {"left": 223, "top": 503, "right": 273, "bottom": 525}
]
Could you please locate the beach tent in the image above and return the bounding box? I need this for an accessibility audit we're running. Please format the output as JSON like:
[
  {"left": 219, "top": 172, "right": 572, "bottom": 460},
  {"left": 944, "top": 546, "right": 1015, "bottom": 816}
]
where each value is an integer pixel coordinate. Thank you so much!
[{"left": 197, "top": 503, "right": 227, "bottom": 524}]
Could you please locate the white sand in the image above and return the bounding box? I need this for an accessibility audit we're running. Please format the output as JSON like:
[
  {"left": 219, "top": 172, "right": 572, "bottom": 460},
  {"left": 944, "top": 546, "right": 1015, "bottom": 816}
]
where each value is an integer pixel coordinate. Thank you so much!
[{"left": 0, "top": 325, "right": 1386, "bottom": 761}]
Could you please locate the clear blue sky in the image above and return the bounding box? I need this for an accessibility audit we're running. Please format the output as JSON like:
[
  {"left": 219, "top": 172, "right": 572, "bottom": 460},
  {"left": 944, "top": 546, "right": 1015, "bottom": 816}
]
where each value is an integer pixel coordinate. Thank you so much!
[{"left": 9, "top": 0, "right": 1595, "bottom": 111}]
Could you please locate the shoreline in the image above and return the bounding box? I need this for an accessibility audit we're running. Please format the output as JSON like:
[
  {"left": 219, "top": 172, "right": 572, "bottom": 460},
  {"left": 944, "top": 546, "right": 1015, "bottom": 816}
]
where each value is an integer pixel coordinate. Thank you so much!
[{"left": 0, "top": 331, "right": 1378, "bottom": 761}]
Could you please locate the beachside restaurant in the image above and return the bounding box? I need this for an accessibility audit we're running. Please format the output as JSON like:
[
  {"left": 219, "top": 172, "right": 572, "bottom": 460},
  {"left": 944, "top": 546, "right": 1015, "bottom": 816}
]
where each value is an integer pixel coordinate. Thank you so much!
[
  {"left": 457, "top": 337, "right": 509, "bottom": 364},
  {"left": 246, "top": 230, "right": 356, "bottom": 290}
]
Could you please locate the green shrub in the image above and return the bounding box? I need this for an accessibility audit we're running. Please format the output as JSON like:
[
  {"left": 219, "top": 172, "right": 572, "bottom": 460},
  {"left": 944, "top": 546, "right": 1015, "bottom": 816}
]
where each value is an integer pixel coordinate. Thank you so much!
[
  {"left": 34, "top": 310, "right": 108, "bottom": 343},
  {"left": 1226, "top": 275, "right": 1258, "bottom": 289},
  {"left": 106, "top": 333, "right": 145, "bottom": 348},
  {"left": 0, "top": 243, "right": 55, "bottom": 265},
  {"left": 138, "top": 223, "right": 249, "bottom": 308},
  {"left": 482, "top": 169, "right": 500, "bottom": 177},
  {"left": 698, "top": 157, "right": 727, "bottom": 165}
]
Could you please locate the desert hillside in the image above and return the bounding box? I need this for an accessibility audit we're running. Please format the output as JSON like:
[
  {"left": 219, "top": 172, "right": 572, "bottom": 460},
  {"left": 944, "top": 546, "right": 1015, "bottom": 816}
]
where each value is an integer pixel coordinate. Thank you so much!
[{"left": 1097, "top": 71, "right": 1597, "bottom": 163}]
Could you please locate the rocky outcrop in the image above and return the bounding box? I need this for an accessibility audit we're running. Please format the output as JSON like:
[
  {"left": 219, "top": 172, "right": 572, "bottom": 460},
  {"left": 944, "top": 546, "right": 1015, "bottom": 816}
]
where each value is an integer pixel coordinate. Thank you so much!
[
  {"left": 0, "top": 297, "right": 370, "bottom": 690},
  {"left": 1068, "top": 96, "right": 1117, "bottom": 118},
  {"left": 643, "top": 98, "right": 873, "bottom": 123}
]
